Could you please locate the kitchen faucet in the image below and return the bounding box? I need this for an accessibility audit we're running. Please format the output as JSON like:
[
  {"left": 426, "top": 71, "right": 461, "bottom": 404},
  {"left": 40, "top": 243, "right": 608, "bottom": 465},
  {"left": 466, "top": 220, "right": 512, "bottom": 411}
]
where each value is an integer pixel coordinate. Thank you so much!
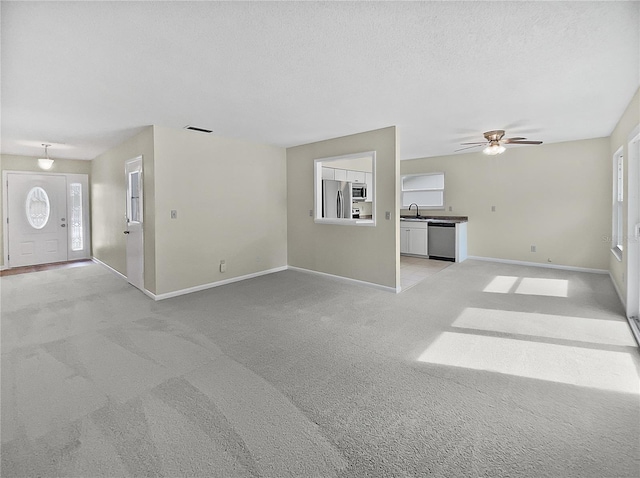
[{"left": 408, "top": 203, "right": 420, "bottom": 217}]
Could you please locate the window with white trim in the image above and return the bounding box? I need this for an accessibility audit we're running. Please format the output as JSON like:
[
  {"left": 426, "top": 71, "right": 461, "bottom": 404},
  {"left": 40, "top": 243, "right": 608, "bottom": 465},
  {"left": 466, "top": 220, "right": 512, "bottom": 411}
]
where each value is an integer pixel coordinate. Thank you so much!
[
  {"left": 613, "top": 149, "right": 624, "bottom": 257},
  {"left": 401, "top": 173, "right": 445, "bottom": 208},
  {"left": 70, "top": 183, "right": 84, "bottom": 251}
]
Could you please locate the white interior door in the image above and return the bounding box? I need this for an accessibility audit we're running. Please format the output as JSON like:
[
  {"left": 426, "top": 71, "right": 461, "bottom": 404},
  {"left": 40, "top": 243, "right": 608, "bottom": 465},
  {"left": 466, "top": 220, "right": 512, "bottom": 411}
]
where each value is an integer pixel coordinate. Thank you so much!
[
  {"left": 7, "top": 173, "right": 68, "bottom": 267},
  {"left": 125, "top": 157, "right": 144, "bottom": 291}
]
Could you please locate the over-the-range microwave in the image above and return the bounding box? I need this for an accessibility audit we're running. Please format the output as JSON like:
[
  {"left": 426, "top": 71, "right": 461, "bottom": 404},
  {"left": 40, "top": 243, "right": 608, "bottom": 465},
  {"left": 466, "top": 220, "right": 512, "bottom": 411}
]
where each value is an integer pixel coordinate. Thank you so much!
[{"left": 352, "top": 183, "right": 367, "bottom": 201}]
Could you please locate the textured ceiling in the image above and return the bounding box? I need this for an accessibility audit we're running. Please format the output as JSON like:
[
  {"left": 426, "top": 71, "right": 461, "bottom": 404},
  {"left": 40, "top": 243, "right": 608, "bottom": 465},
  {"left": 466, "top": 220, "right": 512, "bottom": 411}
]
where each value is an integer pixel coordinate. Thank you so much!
[{"left": 2, "top": 1, "right": 639, "bottom": 161}]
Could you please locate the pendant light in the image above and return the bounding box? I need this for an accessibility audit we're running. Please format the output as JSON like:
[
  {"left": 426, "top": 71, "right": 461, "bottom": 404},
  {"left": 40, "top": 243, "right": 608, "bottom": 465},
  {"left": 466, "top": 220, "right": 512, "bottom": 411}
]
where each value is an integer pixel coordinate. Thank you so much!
[{"left": 38, "top": 144, "right": 54, "bottom": 170}]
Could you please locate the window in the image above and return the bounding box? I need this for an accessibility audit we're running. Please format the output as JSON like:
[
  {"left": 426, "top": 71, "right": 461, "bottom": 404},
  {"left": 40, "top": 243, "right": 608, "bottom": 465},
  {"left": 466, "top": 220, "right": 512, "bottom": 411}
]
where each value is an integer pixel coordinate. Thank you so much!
[
  {"left": 128, "top": 171, "right": 142, "bottom": 223},
  {"left": 401, "top": 173, "right": 444, "bottom": 208},
  {"left": 70, "top": 183, "right": 83, "bottom": 251},
  {"left": 25, "top": 186, "right": 51, "bottom": 229},
  {"left": 612, "top": 149, "right": 624, "bottom": 258}
]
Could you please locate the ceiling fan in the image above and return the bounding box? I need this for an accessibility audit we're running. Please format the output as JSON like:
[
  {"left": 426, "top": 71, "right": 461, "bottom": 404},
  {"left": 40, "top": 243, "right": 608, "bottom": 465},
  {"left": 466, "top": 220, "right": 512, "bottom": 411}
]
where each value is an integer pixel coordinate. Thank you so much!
[{"left": 455, "top": 130, "right": 543, "bottom": 155}]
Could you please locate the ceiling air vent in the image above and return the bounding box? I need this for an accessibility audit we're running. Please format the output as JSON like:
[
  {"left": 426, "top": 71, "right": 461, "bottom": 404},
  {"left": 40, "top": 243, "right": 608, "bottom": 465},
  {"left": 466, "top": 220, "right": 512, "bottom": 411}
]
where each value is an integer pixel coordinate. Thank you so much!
[{"left": 184, "top": 125, "right": 213, "bottom": 133}]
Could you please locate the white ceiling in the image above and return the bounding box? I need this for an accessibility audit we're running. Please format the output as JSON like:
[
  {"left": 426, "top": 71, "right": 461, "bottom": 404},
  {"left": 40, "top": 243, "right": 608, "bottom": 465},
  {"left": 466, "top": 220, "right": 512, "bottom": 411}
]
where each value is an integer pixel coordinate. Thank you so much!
[{"left": 2, "top": 1, "right": 639, "bottom": 161}]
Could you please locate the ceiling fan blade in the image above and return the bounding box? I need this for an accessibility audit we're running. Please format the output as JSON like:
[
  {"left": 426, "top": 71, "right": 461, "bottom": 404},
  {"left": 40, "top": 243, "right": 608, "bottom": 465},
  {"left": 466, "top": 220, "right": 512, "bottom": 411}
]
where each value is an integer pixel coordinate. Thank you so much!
[
  {"left": 502, "top": 137, "right": 527, "bottom": 143},
  {"left": 506, "top": 140, "right": 543, "bottom": 145},
  {"left": 459, "top": 142, "right": 487, "bottom": 145},
  {"left": 454, "top": 144, "right": 483, "bottom": 152}
]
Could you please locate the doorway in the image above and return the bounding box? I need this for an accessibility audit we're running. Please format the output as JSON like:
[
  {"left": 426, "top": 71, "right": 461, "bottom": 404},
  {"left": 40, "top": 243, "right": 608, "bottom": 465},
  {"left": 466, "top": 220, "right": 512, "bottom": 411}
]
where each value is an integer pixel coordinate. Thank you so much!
[
  {"left": 4, "top": 172, "right": 90, "bottom": 268},
  {"left": 125, "top": 157, "right": 144, "bottom": 291}
]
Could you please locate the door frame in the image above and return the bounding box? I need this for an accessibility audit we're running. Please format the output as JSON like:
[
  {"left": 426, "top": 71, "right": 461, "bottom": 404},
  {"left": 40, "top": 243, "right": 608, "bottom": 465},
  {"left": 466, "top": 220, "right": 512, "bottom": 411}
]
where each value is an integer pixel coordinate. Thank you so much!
[
  {"left": 2, "top": 170, "right": 91, "bottom": 269},
  {"left": 626, "top": 125, "right": 640, "bottom": 323}
]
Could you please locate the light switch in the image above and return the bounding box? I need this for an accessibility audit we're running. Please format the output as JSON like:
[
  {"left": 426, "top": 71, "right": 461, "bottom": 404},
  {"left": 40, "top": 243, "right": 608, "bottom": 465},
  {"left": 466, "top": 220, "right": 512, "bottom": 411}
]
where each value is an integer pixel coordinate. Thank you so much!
[
  {"left": 171, "top": 210, "right": 177, "bottom": 219},
  {"left": 385, "top": 211, "right": 391, "bottom": 220}
]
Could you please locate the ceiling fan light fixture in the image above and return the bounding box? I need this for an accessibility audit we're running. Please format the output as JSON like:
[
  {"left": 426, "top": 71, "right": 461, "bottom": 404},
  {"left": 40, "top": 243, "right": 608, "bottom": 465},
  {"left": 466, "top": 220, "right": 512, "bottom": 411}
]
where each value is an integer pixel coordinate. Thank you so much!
[
  {"left": 483, "top": 144, "right": 505, "bottom": 155},
  {"left": 37, "top": 144, "right": 54, "bottom": 170}
]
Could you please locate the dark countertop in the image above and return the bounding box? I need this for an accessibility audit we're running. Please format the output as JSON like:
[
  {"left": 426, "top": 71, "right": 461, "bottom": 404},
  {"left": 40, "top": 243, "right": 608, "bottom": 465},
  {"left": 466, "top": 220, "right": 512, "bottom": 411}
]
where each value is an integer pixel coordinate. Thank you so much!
[{"left": 400, "top": 215, "right": 468, "bottom": 223}]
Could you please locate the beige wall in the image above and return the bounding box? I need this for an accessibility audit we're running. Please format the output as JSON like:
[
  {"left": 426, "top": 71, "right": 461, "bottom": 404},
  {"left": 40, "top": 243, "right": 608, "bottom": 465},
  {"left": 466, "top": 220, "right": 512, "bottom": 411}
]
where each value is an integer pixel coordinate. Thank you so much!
[
  {"left": 287, "top": 126, "right": 399, "bottom": 289},
  {"left": 0, "top": 154, "right": 92, "bottom": 268},
  {"left": 91, "top": 127, "right": 156, "bottom": 292},
  {"left": 152, "top": 126, "right": 287, "bottom": 295},
  {"left": 402, "top": 137, "right": 611, "bottom": 270},
  {"left": 609, "top": 87, "right": 640, "bottom": 298}
]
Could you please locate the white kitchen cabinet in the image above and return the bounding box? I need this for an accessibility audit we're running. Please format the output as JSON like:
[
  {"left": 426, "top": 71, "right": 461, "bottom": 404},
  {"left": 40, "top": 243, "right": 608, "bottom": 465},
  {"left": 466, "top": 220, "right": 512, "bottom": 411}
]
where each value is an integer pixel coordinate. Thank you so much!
[
  {"left": 347, "top": 170, "right": 366, "bottom": 183},
  {"left": 334, "top": 169, "right": 347, "bottom": 181},
  {"left": 400, "top": 220, "right": 428, "bottom": 256},
  {"left": 400, "top": 227, "right": 410, "bottom": 254},
  {"left": 455, "top": 222, "right": 468, "bottom": 263},
  {"left": 322, "top": 167, "right": 335, "bottom": 180},
  {"left": 365, "top": 172, "right": 373, "bottom": 202}
]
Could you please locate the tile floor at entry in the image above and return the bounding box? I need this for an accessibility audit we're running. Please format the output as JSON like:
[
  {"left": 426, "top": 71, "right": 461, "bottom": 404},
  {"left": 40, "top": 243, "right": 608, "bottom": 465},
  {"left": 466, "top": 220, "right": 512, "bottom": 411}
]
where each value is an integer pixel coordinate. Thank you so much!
[{"left": 400, "top": 255, "right": 452, "bottom": 291}]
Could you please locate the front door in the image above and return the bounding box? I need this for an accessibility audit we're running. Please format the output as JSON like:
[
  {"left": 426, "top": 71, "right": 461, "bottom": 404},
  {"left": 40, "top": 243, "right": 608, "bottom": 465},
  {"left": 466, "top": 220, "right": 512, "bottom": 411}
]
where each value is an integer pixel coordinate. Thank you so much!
[
  {"left": 125, "top": 157, "right": 144, "bottom": 291},
  {"left": 7, "top": 173, "right": 68, "bottom": 267}
]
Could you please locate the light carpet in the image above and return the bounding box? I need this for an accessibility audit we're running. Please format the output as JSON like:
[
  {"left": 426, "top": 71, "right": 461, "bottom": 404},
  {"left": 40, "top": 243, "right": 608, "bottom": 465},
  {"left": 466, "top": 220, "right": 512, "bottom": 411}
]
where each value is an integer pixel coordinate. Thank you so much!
[{"left": 1, "top": 260, "right": 639, "bottom": 477}]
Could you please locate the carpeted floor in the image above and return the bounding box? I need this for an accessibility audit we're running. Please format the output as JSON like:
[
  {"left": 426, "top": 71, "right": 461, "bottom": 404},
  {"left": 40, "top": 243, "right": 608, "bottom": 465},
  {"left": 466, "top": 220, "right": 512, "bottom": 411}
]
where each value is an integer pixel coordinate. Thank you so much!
[{"left": 1, "top": 260, "right": 639, "bottom": 477}]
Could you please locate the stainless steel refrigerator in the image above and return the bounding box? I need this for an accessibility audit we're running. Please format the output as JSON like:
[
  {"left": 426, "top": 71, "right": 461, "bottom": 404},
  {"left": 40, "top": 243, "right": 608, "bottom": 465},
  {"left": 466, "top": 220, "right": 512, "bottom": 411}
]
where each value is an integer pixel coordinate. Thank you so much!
[{"left": 322, "top": 180, "right": 352, "bottom": 219}]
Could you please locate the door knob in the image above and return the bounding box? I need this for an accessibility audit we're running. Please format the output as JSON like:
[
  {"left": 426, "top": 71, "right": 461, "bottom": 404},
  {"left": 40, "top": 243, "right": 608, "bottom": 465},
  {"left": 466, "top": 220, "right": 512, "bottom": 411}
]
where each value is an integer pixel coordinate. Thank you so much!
[
  {"left": 123, "top": 231, "right": 130, "bottom": 234},
  {"left": 61, "top": 224, "right": 66, "bottom": 227}
]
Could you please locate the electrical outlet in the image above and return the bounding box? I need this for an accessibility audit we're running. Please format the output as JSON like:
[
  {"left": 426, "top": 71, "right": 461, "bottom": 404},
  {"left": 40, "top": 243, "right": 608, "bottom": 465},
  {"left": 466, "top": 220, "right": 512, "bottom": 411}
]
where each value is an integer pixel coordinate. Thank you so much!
[
  {"left": 170, "top": 210, "right": 177, "bottom": 219},
  {"left": 491, "top": 206, "right": 496, "bottom": 212},
  {"left": 448, "top": 206, "right": 452, "bottom": 212},
  {"left": 220, "top": 260, "right": 226, "bottom": 273},
  {"left": 309, "top": 209, "right": 313, "bottom": 217},
  {"left": 530, "top": 245, "right": 536, "bottom": 253}
]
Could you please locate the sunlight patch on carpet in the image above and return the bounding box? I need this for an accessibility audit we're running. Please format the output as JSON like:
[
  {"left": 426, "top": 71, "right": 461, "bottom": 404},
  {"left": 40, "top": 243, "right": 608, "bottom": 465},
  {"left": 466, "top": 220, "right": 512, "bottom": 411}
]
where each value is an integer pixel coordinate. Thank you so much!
[
  {"left": 452, "top": 307, "right": 637, "bottom": 347},
  {"left": 483, "top": 276, "right": 568, "bottom": 297},
  {"left": 515, "top": 278, "right": 568, "bottom": 297},
  {"left": 417, "top": 332, "right": 639, "bottom": 394},
  {"left": 483, "top": 276, "right": 519, "bottom": 293}
]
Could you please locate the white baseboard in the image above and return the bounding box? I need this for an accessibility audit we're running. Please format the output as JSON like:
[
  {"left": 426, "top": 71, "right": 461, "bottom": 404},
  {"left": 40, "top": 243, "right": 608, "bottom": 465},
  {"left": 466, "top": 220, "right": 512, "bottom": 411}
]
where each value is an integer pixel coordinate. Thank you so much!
[
  {"left": 287, "top": 266, "right": 400, "bottom": 293},
  {"left": 91, "top": 257, "right": 127, "bottom": 280},
  {"left": 0, "top": 264, "right": 6, "bottom": 271},
  {"left": 90, "top": 257, "right": 396, "bottom": 300},
  {"left": 92, "top": 256, "right": 160, "bottom": 299},
  {"left": 609, "top": 271, "right": 626, "bottom": 308},
  {"left": 152, "top": 266, "right": 288, "bottom": 301},
  {"left": 467, "top": 256, "right": 608, "bottom": 274}
]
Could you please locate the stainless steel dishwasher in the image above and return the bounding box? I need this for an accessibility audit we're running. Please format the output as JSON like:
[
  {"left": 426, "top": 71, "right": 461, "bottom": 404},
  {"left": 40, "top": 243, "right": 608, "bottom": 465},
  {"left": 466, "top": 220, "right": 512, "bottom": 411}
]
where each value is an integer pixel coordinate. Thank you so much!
[{"left": 428, "top": 222, "right": 456, "bottom": 261}]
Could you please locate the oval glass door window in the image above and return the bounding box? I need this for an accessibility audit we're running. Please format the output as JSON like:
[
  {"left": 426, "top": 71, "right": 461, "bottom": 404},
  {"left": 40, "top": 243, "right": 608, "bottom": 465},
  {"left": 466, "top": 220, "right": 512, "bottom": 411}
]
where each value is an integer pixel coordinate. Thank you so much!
[{"left": 25, "top": 186, "right": 51, "bottom": 229}]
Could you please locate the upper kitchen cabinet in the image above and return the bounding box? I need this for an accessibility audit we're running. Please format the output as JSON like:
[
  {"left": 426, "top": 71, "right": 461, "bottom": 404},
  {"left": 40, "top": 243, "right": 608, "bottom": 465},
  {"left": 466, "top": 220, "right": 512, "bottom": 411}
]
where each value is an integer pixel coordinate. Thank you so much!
[
  {"left": 365, "top": 172, "right": 373, "bottom": 202},
  {"left": 314, "top": 151, "right": 376, "bottom": 226},
  {"left": 322, "top": 167, "right": 335, "bottom": 180},
  {"left": 347, "top": 170, "right": 366, "bottom": 183},
  {"left": 334, "top": 168, "right": 348, "bottom": 181}
]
